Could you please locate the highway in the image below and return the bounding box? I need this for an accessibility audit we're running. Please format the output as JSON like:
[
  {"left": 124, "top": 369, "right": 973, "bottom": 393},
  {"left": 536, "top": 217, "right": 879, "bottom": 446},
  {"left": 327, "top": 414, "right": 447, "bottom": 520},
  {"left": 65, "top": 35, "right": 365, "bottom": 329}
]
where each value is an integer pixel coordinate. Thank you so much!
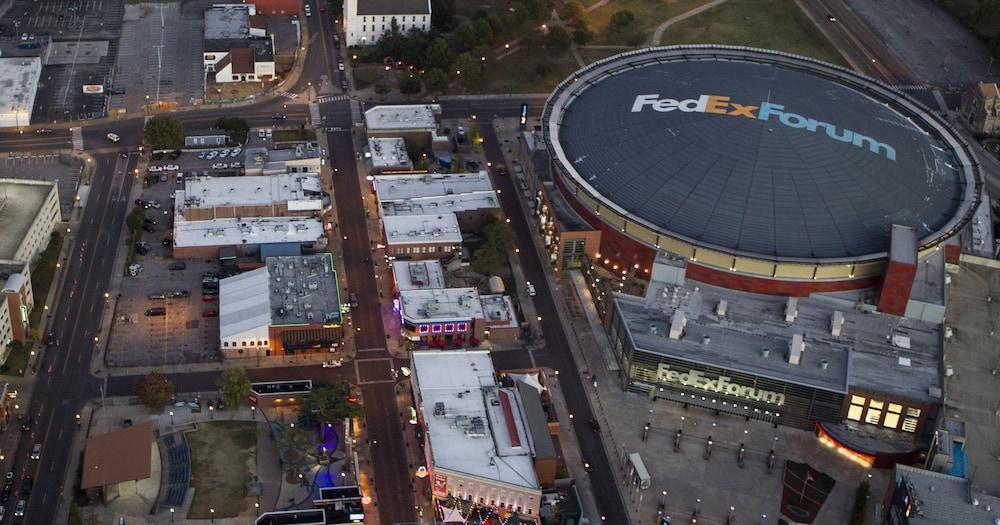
[
  {"left": 799, "top": 0, "right": 920, "bottom": 85},
  {"left": 5, "top": 151, "right": 136, "bottom": 525}
]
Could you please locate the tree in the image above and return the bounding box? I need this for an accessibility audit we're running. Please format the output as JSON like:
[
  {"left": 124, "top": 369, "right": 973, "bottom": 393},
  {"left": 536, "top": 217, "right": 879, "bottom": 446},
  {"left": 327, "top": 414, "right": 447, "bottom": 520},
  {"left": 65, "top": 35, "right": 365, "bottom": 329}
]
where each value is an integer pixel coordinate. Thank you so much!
[
  {"left": 472, "top": 246, "right": 506, "bottom": 275},
  {"left": 374, "top": 81, "right": 391, "bottom": 99},
  {"left": 562, "top": 0, "right": 588, "bottom": 25},
  {"left": 573, "top": 26, "right": 594, "bottom": 45},
  {"left": 214, "top": 116, "right": 249, "bottom": 144},
  {"left": 400, "top": 30, "right": 430, "bottom": 67},
  {"left": 608, "top": 9, "right": 636, "bottom": 35},
  {"left": 399, "top": 74, "right": 422, "bottom": 94},
  {"left": 424, "top": 68, "right": 449, "bottom": 93},
  {"left": 309, "top": 382, "right": 361, "bottom": 423},
  {"left": 424, "top": 37, "right": 454, "bottom": 71},
  {"left": 135, "top": 372, "right": 174, "bottom": 412},
  {"left": 217, "top": 367, "right": 251, "bottom": 409},
  {"left": 143, "top": 115, "right": 184, "bottom": 150},
  {"left": 482, "top": 216, "right": 514, "bottom": 249},
  {"left": 452, "top": 52, "right": 486, "bottom": 91},
  {"left": 545, "top": 26, "right": 572, "bottom": 51},
  {"left": 473, "top": 18, "right": 495, "bottom": 45},
  {"left": 431, "top": 0, "right": 456, "bottom": 30},
  {"left": 456, "top": 21, "right": 479, "bottom": 48},
  {"left": 69, "top": 503, "right": 83, "bottom": 525}
]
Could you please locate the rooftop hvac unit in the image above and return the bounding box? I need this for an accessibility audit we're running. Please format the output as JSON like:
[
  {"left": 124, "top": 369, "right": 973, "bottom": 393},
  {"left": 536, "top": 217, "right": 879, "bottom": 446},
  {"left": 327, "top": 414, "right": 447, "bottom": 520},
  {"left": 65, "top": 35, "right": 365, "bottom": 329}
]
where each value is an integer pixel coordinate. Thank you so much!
[
  {"left": 466, "top": 417, "right": 486, "bottom": 438},
  {"left": 716, "top": 300, "right": 727, "bottom": 317},
  {"left": 433, "top": 402, "right": 446, "bottom": 417},
  {"left": 831, "top": 311, "right": 845, "bottom": 337},
  {"left": 669, "top": 310, "right": 686, "bottom": 340},
  {"left": 785, "top": 298, "right": 798, "bottom": 323},
  {"left": 787, "top": 334, "right": 805, "bottom": 365}
]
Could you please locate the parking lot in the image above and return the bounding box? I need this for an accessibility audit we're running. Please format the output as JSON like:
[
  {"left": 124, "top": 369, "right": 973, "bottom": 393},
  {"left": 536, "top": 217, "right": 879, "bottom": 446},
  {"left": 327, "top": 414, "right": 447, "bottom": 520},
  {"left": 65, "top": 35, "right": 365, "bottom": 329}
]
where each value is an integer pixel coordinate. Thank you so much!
[
  {"left": 106, "top": 172, "right": 223, "bottom": 368},
  {"left": 0, "top": 152, "right": 83, "bottom": 216},
  {"left": 110, "top": 2, "right": 205, "bottom": 112},
  {"left": 4, "top": 0, "right": 125, "bottom": 121},
  {"left": 146, "top": 146, "right": 249, "bottom": 177}
]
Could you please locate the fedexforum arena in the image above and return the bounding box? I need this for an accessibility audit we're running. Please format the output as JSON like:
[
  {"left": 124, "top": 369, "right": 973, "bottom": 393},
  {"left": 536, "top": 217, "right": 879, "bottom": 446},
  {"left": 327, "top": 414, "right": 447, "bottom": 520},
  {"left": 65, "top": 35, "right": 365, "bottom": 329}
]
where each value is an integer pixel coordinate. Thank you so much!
[{"left": 543, "top": 46, "right": 982, "bottom": 298}]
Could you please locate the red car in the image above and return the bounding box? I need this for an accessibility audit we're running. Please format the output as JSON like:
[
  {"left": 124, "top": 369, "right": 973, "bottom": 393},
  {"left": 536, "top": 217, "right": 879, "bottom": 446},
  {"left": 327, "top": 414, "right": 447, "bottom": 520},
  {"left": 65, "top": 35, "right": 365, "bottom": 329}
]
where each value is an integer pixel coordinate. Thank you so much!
[
  {"left": 202, "top": 309, "right": 219, "bottom": 317},
  {"left": 202, "top": 295, "right": 218, "bottom": 302},
  {"left": 319, "top": 5, "right": 325, "bottom": 11}
]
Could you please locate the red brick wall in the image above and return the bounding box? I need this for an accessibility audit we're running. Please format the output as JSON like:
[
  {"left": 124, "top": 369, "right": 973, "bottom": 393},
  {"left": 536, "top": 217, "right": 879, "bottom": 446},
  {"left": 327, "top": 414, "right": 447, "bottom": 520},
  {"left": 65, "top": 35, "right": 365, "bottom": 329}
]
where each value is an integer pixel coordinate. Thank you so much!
[
  {"left": 552, "top": 175, "right": 656, "bottom": 272},
  {"left": 246, "top": 0, "right": 301, "bottom": 16},
  {"left": 877, "top": 260, "right": 917, "bottom": 316},
  {"left": 685, "top": 263, "right": 882, "bottom": 296},
  {"left": 944, "top": 243, "right": 961, "bottom": 264}
]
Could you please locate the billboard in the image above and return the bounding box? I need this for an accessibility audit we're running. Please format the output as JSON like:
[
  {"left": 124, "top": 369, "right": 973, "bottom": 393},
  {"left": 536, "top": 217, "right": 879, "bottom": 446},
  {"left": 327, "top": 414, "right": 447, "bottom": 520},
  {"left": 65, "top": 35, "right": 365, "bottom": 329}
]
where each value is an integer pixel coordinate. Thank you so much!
[
  {"left": 432, "top": 473, "right": 448, "bottom": 498},
  {"left": 82, "top": 85, "right": 105, "bottom": 94}
]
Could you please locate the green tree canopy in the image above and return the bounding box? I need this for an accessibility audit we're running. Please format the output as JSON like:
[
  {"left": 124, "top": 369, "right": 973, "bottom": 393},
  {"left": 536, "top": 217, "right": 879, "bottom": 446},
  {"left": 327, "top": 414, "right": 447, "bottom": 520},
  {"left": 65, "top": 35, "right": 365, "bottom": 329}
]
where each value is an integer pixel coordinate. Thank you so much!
[
  {"left": 399, "top": 74, "right": 423, "bottom": 94},
  {"left": 217, "top": 367, "right": 251, "bottom": 408},
  {"left": 424, "top": 68, "right": 449, "bottom": 93},
  {"left": 482, "top": 216, "right": 514, "bottom": 249},
  {"left": 455, "top": 21, "right": 479, "bottom": 48},
  {"left": 472, "top": 246, "right": 506, "bottom": 275},
  {"left": 573, "top": 25, "right": 594, "bottom": 45},
  {"left": 424, "top": 37, "right": 454, "bottom": 71},
  {"left": 135, "top": 372, "right": 174, "bottom": 412},
  {"left": 473, "top": 18, "right": 495, "bottom": 45},
  {"left": 563, "top": 0, "right": 588, "bottom": 25},
  {"left": 545, "top": 26, "right": 572, "bottom": 51},
  {"left": 430, "top": 0, "right": 455, "bottom": 30},
  {"left": 310, "top": 382, "right": 361, "bottom": 423},
  {"left": 144, "top": 115, "right": 184, "bottom": 150},
  {"left": 452, "top": 52, "right": 486, "bottom": 91},
  {"left": 214, "top": 117, "right": 249, "bottom": 144},
  {"left": 608, "top": 9, "right": 636, "bottom": 35}
]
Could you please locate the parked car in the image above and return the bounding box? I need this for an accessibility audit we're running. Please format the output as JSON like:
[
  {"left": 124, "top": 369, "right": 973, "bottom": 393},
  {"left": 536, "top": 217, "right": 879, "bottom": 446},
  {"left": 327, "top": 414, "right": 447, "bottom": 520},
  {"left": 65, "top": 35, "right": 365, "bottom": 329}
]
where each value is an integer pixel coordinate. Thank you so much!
[
  {"left": 231, "top": 147, "right": 242, "bottom": 156},
  {"left": 218, "top": 149, "right": 230, "bottom": 158},
  {"left": 13, "top": 500, "right": 24, "bottom": 517},
  {"left": 171, "top": 290, "right": 190, "bottom": 298},
  {"left": 145, "top": 307, "right": 166, "bottom": 317},
  {"left": 135, "top": 241, "right": 151, "bottom": 255},
  {"left": 168, "top": 262, "right": 186, "bottom": 270},
  {"left": 148, "top": 292, "right": 166, "bottom": 300},
  {"left": 202, "top": 309, "right": 219, "bottom": 318},
  {"left": 35, "top": 128, "right": 53, "bottom": 135},
  {"left": 338, "top": 62, "right": 345, "bottom": 71},
  {"left": 258, "top": 129, "right": 266, "bottom": 139},
  {"left": 349, "top": 292, "right": 359, "bottom": 308},
  {"left": 149, "top": 200, "right": 161, "bottom": 209},
  {"left": 163, "top": 164, "right": 179, "bottom": 172},
  {"left": 147, "top": 165, "right": 163, "bottom": 173},
  {"left": 198, "top": 151, "right": 208, "bottom": 159},
  {"left": 106, "top": 133, "right": 121, "bottom": 142},
  {"left": 526, "top": 281, "right": 536, "bottom": 296},
  {"left": 322, "top": 359, "right": 342, "bottom": 368}
]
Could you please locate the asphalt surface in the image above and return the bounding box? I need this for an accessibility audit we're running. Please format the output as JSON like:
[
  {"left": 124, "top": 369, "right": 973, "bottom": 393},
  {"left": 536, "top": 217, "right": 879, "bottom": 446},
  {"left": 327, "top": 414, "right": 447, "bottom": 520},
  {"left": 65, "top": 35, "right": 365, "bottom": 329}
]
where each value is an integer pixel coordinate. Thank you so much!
[
  {"left": 3, "top": 151, "right": 136, "bottom": 525},
  {"left": 479, "top": 125, "right": 629, "bottom": 523},
  {"left": 799, "top": 0, "right": 920, "bottom": 84}
]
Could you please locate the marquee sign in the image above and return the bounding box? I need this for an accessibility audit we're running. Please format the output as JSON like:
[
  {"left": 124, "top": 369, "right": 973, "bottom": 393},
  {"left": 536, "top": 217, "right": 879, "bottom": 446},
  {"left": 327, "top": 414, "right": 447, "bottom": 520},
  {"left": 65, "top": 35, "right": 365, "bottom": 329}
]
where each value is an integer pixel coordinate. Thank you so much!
[{"left": 656, "top": 364, "right": 785, "bottom": 406}]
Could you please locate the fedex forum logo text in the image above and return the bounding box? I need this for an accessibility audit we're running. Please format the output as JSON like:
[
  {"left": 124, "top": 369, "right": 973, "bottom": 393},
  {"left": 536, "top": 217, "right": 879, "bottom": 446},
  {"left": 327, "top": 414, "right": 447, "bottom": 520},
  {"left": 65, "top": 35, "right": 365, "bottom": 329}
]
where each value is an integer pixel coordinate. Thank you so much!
[{"left": 631, "top": 94, "right": 897, "bottom": 161}]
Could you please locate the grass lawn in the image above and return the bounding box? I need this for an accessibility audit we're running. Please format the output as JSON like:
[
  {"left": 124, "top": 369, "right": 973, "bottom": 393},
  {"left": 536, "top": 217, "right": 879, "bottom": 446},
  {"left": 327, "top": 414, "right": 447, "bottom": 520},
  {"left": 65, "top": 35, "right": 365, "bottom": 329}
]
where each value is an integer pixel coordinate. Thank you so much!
[
  {"left": 481, "top": 46, "right": 580, "bottom": 94},
  {"left": 578, "top": 47, "right": 627, "bottom": 65},
  {"left": 588, "top": 0, "right": 710, "bottom": 45},
  {"left": 353, "top": 67, "right": 383, "bottom": 90},
  {"left": 187, "top": 421, "right": 257, "bottom": 518},
  {"left": 659, "top": 0, "right": 848, "bottom": 66},
  {"left": 0, "top": 343, "right": 31, "bottom": 376},
  {"left": 28, "top": 232, "right": 62, "bottom": 329}
]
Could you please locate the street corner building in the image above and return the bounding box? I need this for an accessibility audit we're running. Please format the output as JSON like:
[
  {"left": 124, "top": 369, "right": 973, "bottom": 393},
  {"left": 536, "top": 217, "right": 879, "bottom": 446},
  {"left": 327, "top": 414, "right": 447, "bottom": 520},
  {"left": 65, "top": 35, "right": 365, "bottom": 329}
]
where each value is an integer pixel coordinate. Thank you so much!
[
  {"left": 523, "top": 46, "right": 989, "bottom": 468},
  {"left": 344, "top": 0, "right": 431, "bottom": 46}
]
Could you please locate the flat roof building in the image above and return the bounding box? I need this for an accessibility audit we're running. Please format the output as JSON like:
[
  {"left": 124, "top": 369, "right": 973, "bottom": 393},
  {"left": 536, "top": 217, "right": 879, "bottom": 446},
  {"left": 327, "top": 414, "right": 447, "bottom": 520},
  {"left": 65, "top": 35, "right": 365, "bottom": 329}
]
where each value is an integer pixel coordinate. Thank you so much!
[
  {"left": 411, "top": 350, "right": 542, "bottom": 518},
  {"left": 204, "top": 6, "right": 253, "bottom": 39},
  {"left": 884, "top": 464, "right": 1000, "bottom": 524},
  {"left": 383, "top": 214, "right": 461, "bottom": 259},
  {"left": 400, "top": 287, "right": 483, "bottom": 325},
  {"left": 367, "top": 137, "right": 413, "bottom": 172},
  {"left": 175, "top": 173, "right": 323, "bottom": 221},
  {"left": 375, "top": 171, "right": 501, "bottom": 233},
  {"left": 244, "top": 144, "right": 323, "bottom": 175},
  {"left": 172, "top": 216, "right": 325, "bottom": 259},
  {"left": 392, "top": 260, "right": 446, "bottom": 291},
  {"left": 365, "top": 104, "right": 440, "bottom": 133},
  {"left": 220, "top": 254, "right": 343, "bottom": 357},
  {"left": 0, "top": 57, "right": 42, "bottom": 129},
  {"left": 399, "top": 287, "right": 521, "bottom": 346}
]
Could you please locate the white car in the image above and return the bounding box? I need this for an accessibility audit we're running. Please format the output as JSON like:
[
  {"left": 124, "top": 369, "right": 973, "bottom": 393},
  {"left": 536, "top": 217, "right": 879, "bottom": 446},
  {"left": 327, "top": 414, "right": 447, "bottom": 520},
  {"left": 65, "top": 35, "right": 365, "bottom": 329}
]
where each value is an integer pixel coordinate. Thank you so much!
[
  {"left": 206, "top": 151, "right": 219, "bottom": 159},
  {"left": 164, "top": 164, "right": 179, "bottom": 171},
  {"left": 526, "top": 281, "right": 537, "bottom": 297},
  {"left": 338, "top": 62, "right": 345, "bottom": 71},
  {"left": 107, "top": 133, "right": 121, "bottom": 142},
  {"left": 147, "top": 165, "right": 163, "bottom": 173},
  {"left": 229, "top": 161, "right": 242, "bottom": 169},
  {"left": 211, "top": 163, "right": 226, "bottom": 169},
  {"left": 198, "top": 151, "right": 208, "bottom": 159},
  {"left": 231, "top": 147, "right": 242, "bottom": 157},
  {"left": 322, "top": 359, "right": 342, "bottom": 368},
  {"left": 219, "top": 149, "right": 230, "bottom": 158},
  {"left": 149, "top": 200, "right": 162, "bottom": 209},
  {"left": 304, "top": 5, "right": 311, "bottom": 16}
]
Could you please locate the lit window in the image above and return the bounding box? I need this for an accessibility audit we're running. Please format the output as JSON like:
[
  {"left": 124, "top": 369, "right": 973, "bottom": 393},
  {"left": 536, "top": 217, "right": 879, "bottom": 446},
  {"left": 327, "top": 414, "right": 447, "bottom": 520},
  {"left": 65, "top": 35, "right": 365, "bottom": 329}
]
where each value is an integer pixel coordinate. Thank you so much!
[
  {"left": 888, "top": 403, "right": 902, "bottom": 414},
  {"left": 906, "top": 407, "right": 921, "bottom": 417},
  {"left": 850, "top": 395, "right": 866, "bottom": 405},
  {"left": 223, "top": 342, "right": 229, "bottom": 347},
  {"left": 864, "top": 409, "right": 881, "bottom": 425},
  {"left": 457, "top": 322, "right": 468, "bottom": 331},
  {"left": 431, "top": 324, "right": 442, "bottom": 333},
  {"left": 883, "top": 413, "right": 900, "bottom": 429},
  {"left": 444, "top": 324, "right": 455, "bottom": 332},
  {"left": 868, "top": 400, "right": 884, "bottom": 410},
  {"left": 901, "top": 418, "right": 918, "bottom": 432},
  {"left": 847, "top": 405, "right": 863, "bottom": 421},
  {"left": 418, "top": 325, "right": 429, "bottom": 334}
]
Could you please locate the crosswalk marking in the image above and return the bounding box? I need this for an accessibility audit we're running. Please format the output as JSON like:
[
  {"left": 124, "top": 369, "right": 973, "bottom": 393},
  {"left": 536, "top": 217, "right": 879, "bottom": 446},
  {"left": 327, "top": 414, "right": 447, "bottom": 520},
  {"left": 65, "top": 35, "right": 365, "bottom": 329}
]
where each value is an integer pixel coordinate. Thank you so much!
[
  {"left": 317, "top": 94, "right": 349, "bottom": 104},
  {"left": 72, "top": 127, "right": 84, "bottom": 151},
  {"left": 277, "top": 91, "right": 298, "bottom": 100}
]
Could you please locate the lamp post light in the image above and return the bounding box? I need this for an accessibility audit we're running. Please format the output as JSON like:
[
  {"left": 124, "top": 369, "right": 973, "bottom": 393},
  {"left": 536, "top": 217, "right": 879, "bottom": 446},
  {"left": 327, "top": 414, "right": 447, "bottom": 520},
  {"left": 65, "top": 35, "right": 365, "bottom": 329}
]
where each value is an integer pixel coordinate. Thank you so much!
[
  {"left": 169, "top": 411, "right": 174, "bottom": 424},
  {"left": 170, "top": 508, "right": 175, "bottom": 522},
  {"left": 209, "top": 405, "right": 215, "bottom": 419},
  {"left": 210, "top": 508, "right": 215, "bottom": 523},
  {"left": 251, "top": 405, "right": 256, "bottom": 419},
  {"left": 255, "top": 501, "right": 260, "bottom": 515}
]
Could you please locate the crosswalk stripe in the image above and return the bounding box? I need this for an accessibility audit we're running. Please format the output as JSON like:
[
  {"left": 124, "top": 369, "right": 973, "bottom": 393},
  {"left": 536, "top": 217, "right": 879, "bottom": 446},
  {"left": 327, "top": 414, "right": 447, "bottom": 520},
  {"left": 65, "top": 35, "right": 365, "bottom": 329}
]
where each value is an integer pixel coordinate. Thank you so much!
[
  {"left": 71, "top": 127, "right": 84, "bottom": 151},
  {"left": 317, "top": 95, "right": 349, "bottom": 104}
]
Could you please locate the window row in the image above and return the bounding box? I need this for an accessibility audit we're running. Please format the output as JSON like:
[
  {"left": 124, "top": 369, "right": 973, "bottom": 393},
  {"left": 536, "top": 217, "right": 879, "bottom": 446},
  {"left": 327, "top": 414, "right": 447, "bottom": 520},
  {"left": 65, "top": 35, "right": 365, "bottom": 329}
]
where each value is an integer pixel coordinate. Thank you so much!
[
  {"left": 417, "top": 322, "right": 469, "bottom": 334},
  {"left": 447, "top": 492, "right": 532, "bottom": 515},
  {"left": 361, "top": 15, "right": 427, "bottom": 22},
  {"left": 846, "top": 394, "right": 920, "bottom": 432},
  {"left": 223, "top": 340, "right": 268, "bottom": 348},
  {"left": 392, "top": 245, "right": 454, "bottom": 254}
]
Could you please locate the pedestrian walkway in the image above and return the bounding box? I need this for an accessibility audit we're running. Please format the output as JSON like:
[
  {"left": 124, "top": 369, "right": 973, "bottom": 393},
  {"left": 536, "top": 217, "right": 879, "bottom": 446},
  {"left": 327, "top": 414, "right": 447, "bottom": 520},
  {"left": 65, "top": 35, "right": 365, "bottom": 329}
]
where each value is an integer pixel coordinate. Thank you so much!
[
  {"left": 318, "top": 95, "right": 349, "bottom": 104},
  {"left": 651, "top": 0, "right": 728, "bottom": 45},
  {"left": 72, "top": 127, "right": 84, "bottom": 150},
  {"left": 310, "top": 102, "right": 322, "bottom": 126}
]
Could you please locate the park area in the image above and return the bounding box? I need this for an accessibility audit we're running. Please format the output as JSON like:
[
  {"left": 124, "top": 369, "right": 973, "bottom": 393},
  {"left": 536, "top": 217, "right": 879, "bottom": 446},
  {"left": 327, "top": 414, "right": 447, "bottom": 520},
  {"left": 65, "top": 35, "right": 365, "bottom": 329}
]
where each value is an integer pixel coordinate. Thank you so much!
[
  {"left": 657, "top": 0, "right": 847, "bottom": 65},
  {"left": 187, "top": 421, "right": 258, "bottom": 518}
]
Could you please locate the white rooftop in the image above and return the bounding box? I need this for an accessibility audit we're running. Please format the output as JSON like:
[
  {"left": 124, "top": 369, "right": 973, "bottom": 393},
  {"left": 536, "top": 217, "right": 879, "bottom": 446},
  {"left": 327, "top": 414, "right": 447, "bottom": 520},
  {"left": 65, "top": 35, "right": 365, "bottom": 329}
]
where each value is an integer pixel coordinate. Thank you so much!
[
  {"left": 365, "top": 104, "right": 441, "bottom": 131},
  {"left": 383, "top": 214, "right": 461, "bottom": 245},
  {"left": 392, "top": 260, "right": 446, "bottom": 291},
  {"left": 176, "top": 173, "right": 322, "bottom": 214},
  {"left": 368, "top": 138, "right": 413, "bottom": 170},
  {"left": 411, "top": 351, "right": 540, "bottom": 491},
  {"left": 0, "top": 57, "right": 41, "bottom": 129},
  {"left": 219, "top": 266, "right": 272, "bottom": 340},
  {"left": 479, "top": 294, "right": 518, "bottom": 329},
  {"left": 174, "top": 216, "right": 324, "bottom": 248},
  {"left": 374, "top": 172, "right": 494, "bottom": 200},
  {"left": 400, "top": 287, "right": 484, "bottom": 323}
]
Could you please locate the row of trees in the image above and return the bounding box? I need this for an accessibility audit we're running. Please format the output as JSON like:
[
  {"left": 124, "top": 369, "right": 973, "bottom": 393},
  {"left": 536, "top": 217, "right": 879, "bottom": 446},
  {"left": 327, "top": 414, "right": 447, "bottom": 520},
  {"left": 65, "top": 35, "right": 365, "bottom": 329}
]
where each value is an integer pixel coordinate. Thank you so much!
[
  {"left": 143, "top": 116, "right": 249, "bottom": 149},
  {"left": 134, "top": 367, "right": 359, "bottom": 422}
]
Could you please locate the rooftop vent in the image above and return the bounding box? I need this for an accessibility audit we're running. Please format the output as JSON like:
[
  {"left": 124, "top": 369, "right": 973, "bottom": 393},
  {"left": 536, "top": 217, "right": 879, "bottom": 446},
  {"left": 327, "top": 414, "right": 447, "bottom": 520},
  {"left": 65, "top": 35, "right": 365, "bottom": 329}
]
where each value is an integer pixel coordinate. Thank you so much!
[
  {"left": 787, "top": 334, "right": 805, "bottom": 365},
  {"left": 716, "top": 300, "right": 728, "bottom": 317},
  {"left": 669, "top": 310, "right": 686, "bottom": 340},
  {"left": 831, "top": 311, "right": 845, "bottom": 337},
  {"left": 433, "top": 402, "right": 446, "bottom": 417},
  {"left": 785, "top": 298, "right": 798, "bottom": 323},
  {"left": 761, "top": 348, "right": 770, "bottom": 358},
  {"left": 648, "top": 324, "right": 658, "bottom": 336},
  {"left": 819, "top": 359, "right": 829, "bottom": 370}
]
